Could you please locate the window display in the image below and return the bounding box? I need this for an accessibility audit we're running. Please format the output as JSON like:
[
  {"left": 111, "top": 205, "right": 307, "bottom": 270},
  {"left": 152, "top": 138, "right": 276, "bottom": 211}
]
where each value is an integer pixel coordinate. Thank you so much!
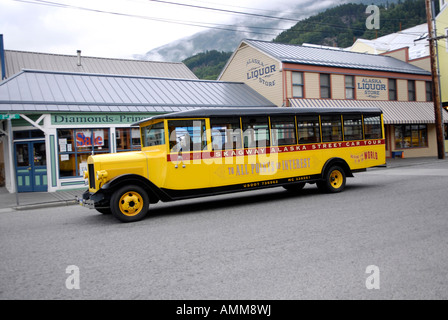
[{"left": 58, "top": 129, "right": 110, "bottom": 177}]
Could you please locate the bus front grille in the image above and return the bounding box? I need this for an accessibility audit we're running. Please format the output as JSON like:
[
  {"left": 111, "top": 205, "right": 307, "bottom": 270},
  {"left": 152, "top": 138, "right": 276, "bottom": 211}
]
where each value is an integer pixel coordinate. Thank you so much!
[{"left": 88, "top": 164, "right": 95, "bottom": 189}]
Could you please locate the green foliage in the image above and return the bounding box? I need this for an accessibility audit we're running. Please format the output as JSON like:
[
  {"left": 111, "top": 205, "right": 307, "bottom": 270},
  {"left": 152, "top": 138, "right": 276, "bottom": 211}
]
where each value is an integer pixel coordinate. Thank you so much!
[{"left": 183, "top": 50, "right": 232, "bottom": 80}]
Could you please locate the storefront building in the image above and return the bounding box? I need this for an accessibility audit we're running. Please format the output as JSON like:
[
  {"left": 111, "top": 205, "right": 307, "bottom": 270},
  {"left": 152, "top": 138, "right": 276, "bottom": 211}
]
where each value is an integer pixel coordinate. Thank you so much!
[
  {"left": 0, "top": 70, "right": 275, "bottom": 193},
  {"left": 0, "top": 44, "right": 200, "bottom": 190},
  {"left": 219, "top": 39, "right": 448, "bottom": 158}
]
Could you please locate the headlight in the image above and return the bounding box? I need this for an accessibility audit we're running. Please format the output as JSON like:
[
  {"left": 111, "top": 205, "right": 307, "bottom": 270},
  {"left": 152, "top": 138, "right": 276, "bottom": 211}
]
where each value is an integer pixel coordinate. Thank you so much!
[
  {"left": 83, "top": 171, "right": 89, "bottom": 180},
  {"left": 96, "top": 170, "right": 108, "bottom": 181}
]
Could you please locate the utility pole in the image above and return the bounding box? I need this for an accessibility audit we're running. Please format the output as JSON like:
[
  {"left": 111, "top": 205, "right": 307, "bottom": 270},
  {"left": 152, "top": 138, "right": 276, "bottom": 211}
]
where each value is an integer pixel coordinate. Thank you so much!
[{"left": 425, "top": 0, "right": 445, "bottom": 159}]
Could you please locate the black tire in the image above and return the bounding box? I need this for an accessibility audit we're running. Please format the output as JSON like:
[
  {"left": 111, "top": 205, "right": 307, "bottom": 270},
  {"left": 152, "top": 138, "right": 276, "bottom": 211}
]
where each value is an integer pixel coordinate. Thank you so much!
[
  {"left": 95, "top": 207, "right": 112, "bottom": 215},
  {"left": 283, "top": 182, "right": 306, "bottom": 192},
  {"left": 318, "top": 165, "right": 346, "bottom": 193},
  {"left": 110, "top": 185, "right": 149, "bottom": 222}
]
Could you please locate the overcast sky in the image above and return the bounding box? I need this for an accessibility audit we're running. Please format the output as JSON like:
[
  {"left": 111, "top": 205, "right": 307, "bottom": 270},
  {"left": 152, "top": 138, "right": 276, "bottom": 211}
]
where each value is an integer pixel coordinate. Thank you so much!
[{"left": 0, "top": 0, "right": 344, "bottom": 59}]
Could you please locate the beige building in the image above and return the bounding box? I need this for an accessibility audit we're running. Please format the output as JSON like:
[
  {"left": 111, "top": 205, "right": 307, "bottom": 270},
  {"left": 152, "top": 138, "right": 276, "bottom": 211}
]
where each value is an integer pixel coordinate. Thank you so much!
[{"left": 219, "top": 39, "right": 448, "bottom": 158}]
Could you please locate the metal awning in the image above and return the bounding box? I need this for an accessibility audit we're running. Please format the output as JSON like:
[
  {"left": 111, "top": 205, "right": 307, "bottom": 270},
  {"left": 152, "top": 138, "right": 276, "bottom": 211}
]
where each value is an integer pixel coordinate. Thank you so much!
[{"left": 289, "top": 99, "right": 448, "bottom": 124}]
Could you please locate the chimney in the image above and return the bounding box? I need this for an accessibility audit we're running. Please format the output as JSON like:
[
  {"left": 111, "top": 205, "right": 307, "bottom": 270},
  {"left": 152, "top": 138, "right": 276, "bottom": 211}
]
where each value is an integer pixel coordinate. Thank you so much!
[{"left": 77, "top": 50, "right": 81, "bottom": 66}]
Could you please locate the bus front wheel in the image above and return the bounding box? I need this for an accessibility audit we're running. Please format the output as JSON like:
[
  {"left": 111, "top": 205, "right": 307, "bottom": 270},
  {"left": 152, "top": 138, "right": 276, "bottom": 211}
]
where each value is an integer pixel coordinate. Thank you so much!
[
  {"left": 318, "top": 166, "right": 346, "bottom": 193},
  {"left": 110, "top": 185, "right": 149, "bottom": 222}
]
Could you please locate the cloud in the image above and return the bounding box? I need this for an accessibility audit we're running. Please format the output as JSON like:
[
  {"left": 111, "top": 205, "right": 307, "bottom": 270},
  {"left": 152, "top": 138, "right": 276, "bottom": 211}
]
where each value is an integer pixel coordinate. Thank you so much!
[{"left": 1, "top": 0, "right": 387, "bottom": 59}]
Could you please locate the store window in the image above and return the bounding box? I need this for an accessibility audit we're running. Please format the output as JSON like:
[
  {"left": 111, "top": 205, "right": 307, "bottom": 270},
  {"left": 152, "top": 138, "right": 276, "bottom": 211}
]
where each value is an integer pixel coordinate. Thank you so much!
[
  {"left": 13, "top": 130, "right": 45, "bottom": 140},
  {"left": 395, "top": 125, "right": 428, "bottom": 149},
  {"left": 320, "top": 74, "right": 331, "bottom": 99},
  {"left": 408, "top": 80, "right": 416, "bottom": 101},
  {"left": 116, "top": 128, "right": 141, "bottom": 151},
  {"left": 389, "top": 79, "right": 397, "bottom": 101},
  {"left": 345, "top": 76, "right": 355, "bottom": 100},
  {"left": 426, "top": 81, "right": 433, "bottom": 102},
  {"left": 292, "top": 72, "right": 304, "bottom": 98},
  {"left": 57, "top": 128, "right": 110, "bottom": 177}
]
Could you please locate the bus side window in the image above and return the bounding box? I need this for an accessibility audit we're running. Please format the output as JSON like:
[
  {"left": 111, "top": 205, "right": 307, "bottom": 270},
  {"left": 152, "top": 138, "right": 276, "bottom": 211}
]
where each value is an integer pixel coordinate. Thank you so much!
[
  {"left": 321, "top": 115, "right": 343, "bottom": 142},
  {"left": 168, "top": 119, "right": 206, "bottom": 152},
  {"left": 364, "top": 115, "right": 382, "bottom": 139},
  {"left": 210, "top": 118, "right": 242, "bottom": 150},
  {"left": 242, "top": 117, "right": 270, "bottom": 148},
  {"left": 270, "top": 116, "right": 297, "bottom": 146},
  {"left": 343, "top": 115, "right": 363, "bottom": 141},
  {"left": 297, "top": 116, "right": 320, "bottom": 144}
]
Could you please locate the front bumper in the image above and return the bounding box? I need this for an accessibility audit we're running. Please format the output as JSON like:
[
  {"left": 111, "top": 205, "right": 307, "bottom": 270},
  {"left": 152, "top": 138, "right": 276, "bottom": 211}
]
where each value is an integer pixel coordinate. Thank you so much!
[
  {"left": 76, "top": 189, "right": 108, "bottom": 210},
  {"left": 77, "top": 197, "right": 95, "bottom": 209},
  {"left": 76, "top": 189, "right": 95, "bottom": 209}
]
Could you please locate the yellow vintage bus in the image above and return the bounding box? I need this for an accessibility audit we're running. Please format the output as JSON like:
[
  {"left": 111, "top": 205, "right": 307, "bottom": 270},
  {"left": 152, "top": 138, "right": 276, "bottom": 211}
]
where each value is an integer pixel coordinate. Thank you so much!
[{"left": 79, "top": 107, "right": 385, "bottom": 222}]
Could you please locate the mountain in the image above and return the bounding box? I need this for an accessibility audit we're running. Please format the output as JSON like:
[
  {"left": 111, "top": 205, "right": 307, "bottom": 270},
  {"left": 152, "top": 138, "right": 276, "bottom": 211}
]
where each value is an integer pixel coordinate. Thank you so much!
[{"left": 139, "top": 0, "right": 395, "bottom": 63}]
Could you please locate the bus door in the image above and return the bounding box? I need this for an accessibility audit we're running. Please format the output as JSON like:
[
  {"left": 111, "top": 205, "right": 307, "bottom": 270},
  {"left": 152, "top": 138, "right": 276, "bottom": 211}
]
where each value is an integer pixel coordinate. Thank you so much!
[{"left": 165, "top": 119, "right": 211, "bottom": 192}]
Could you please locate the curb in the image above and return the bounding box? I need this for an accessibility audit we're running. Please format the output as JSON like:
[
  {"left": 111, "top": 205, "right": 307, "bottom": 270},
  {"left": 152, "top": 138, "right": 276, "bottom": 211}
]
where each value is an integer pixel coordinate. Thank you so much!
[{"left": 12, "top": 200, "right": 78, "bottom": 211}]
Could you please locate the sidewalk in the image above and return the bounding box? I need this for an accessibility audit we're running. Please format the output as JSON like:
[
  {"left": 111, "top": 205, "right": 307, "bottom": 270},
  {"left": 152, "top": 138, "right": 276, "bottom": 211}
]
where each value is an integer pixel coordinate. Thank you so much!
[
  {"left": 0, "top": 156, "right": 446, "bottom": 213},
  {"left": 0, "top": 187, "right": 84, "bottom": 213}
]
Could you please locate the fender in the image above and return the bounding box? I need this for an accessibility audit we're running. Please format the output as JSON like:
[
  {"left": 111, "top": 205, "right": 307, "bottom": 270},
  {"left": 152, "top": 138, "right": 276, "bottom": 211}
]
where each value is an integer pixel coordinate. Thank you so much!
[
  {"left": 321, "top": 157, "right": 353, "bottom": 178},
  {"left": 101, "top": 174, "right": 173, "bottom": 202}
]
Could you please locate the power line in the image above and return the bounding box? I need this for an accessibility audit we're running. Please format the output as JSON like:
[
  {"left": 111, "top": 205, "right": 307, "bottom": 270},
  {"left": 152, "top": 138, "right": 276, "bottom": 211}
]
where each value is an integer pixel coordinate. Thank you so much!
[
  {"left": 11, "top": 0, "right": 283, "bottom": 36},
  {"left": 148, "top": 0, "right": 302, "bottom": 23}
]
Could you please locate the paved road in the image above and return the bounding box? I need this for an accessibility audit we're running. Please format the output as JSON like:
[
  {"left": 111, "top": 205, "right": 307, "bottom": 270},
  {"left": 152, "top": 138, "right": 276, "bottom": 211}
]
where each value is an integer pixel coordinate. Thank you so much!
[{"left": 1, "top": 161, "right": 447, "bottom": 300}]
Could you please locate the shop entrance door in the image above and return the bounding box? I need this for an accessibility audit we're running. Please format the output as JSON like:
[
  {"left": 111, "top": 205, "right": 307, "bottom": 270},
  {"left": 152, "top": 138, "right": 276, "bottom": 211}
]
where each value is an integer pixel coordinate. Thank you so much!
[{"left": 14, "top": 141, "right": 47, "bottom": 192}]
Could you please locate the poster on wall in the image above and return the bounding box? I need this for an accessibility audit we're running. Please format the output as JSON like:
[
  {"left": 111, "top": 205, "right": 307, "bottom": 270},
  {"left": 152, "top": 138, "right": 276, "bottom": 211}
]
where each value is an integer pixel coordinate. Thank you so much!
[{"left": 76, "top": 129, "right": 104, "bottom": 147}]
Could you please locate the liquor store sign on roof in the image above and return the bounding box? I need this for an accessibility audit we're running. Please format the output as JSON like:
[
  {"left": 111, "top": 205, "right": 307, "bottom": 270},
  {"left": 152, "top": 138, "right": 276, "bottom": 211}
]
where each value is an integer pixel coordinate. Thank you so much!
[{"left": 0, "top": 114, "right": 20, "bottom": 120}]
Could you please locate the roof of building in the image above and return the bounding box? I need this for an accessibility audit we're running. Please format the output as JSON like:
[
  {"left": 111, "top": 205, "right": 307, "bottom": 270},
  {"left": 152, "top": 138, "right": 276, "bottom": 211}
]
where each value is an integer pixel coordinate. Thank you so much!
[
  {"left": 1, "top": 50, "right": 197, "bottom": 79},
  {"left": 289, "top": 98, "right": 448, "bottom": 124},
  {"left": 347, "top": 24, "right": 429, "bottom": 60},
  {"left": 241, "top": 39, "right": 431, "bottom": 75},
  {"left": 0, "top": 70, "right": 276, "bottom": 113}
]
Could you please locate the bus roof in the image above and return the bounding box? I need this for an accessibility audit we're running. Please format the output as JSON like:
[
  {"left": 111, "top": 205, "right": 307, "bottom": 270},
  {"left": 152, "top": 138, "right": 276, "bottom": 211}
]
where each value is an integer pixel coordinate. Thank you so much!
[{"left": 133, "top": 107, "right": 382, "bottom": 126}]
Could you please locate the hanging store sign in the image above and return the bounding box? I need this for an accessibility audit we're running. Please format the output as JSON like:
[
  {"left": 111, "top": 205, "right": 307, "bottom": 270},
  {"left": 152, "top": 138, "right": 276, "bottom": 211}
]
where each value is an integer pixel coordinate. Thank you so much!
[
  {"left": 0, "top": 114, "right": 20, "bottom": 120},
  {"left": 51, "top": 113, "right": 156, "bottom": 125}
]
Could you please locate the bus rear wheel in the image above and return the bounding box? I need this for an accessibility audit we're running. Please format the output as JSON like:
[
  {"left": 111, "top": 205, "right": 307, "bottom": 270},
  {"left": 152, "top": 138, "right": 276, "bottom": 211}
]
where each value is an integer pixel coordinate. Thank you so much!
[
  {"left": 110, "top": 185, "right": 149, "bottom": 222},
  {"left": 318, "top": 166, "right": 346, "bottom": 193}
]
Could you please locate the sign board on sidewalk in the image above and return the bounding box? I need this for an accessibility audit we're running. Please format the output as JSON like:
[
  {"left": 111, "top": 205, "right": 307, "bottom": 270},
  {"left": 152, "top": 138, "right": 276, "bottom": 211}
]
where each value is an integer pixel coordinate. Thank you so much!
[{"left": 0, "top": 114, "right": 20, "bottom": 120}]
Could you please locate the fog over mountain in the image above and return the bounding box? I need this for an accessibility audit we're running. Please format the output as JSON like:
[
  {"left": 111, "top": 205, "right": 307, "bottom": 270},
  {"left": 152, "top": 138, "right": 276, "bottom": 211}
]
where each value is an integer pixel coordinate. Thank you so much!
[{"left": 136, "top": 0, "right": 394, "bottom": 62}]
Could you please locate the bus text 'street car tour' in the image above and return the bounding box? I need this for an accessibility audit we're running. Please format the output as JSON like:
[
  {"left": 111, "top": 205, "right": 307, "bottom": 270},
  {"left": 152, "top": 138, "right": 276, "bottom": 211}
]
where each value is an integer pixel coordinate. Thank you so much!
[{"left": 78, "top": 107, "right": 386, "bottom": 222}]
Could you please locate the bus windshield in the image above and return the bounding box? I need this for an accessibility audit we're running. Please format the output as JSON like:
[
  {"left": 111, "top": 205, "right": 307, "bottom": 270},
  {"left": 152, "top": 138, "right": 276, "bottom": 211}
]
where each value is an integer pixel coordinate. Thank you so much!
[{"left": 141, "top": 121, "right": 165, "bottom": 147}]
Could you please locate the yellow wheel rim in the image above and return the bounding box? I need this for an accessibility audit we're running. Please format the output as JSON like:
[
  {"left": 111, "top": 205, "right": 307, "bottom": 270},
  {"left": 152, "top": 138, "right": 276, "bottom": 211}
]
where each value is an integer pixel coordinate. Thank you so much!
[
  {"left": 118, "top": 191, "right": 143, "bottom": 217},
  {"left": 329, "top": 169, "right": 343, "bottom": 189}
]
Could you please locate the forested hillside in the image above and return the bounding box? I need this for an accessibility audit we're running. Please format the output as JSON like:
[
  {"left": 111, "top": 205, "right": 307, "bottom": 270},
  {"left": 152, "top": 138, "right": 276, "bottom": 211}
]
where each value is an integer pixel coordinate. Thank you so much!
[
  {"left": 183, "top": 50, "right": 232, "bottom": 80},
  {"left": 183, "top": 0, "right": 429, "bottom": 80},
  {"left": 274, "top": 0, "right": 429, "bottom": 47}
]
